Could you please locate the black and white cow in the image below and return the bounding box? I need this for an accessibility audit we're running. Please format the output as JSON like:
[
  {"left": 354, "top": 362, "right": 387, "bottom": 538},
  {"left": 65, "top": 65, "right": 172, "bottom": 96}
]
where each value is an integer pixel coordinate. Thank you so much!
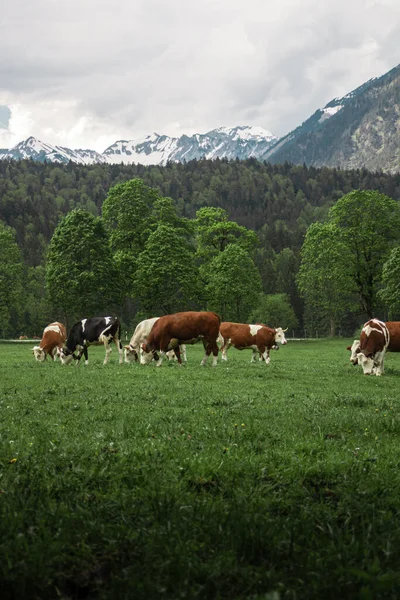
[{"left": 58, "top": 317, "right": 123, "bottom": 366}]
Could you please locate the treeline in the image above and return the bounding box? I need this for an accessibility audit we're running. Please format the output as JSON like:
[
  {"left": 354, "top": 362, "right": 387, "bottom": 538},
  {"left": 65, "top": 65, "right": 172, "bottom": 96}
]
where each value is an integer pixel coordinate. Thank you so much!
[{"left": 1, "top": 158, "right": 400, "bottom": 338}]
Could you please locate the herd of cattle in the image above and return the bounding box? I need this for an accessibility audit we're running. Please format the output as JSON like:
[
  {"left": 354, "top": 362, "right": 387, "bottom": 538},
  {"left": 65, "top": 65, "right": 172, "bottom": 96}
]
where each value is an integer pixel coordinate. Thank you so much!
[
  {"left": 31, "top": 311, "right": 288, "bottom": 367},
  {"left": 30, "top": 313, "right": 399, "bottom": 376}
]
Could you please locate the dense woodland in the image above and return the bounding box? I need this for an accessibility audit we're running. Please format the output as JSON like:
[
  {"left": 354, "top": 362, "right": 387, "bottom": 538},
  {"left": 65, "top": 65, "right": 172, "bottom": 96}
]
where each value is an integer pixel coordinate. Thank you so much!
[{"left": 1, "top": 157, "right": 400, "bottom": 338}]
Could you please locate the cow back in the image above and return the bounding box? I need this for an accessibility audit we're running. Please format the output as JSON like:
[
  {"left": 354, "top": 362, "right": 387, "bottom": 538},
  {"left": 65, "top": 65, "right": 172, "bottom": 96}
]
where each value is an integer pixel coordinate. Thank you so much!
[
  {"left": 360, "top": 319, "right": 389, "bottom": 355},
  {"left": 148, "top": 311, "right": 220, "bottom": 346},
  {"left": 66, "top": 316, "right": 120, "bottom": 351},
  {"left": 386, "top": 322, "right": 400, "bottom": 352}
]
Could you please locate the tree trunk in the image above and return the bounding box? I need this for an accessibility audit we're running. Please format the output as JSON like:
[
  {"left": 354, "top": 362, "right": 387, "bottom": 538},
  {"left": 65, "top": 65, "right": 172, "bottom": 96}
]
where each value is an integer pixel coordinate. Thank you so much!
[{"left": 329, "top": 317, "right": 335, "bottom": 337}]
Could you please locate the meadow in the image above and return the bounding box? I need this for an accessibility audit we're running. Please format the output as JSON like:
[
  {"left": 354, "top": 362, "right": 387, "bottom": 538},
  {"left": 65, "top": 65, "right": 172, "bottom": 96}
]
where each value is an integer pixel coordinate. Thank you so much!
[{"left": 1, "top": 339, "right": 400, "bottom": 600}]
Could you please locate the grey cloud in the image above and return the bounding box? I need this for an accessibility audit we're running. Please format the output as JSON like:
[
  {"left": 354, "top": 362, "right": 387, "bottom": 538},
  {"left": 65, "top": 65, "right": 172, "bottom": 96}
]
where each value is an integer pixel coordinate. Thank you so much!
[
  {"left": 0, "top": 0, "right": 399, "bottom": 147},
  {"left": 0, "top": 106, "right": 11, "bottom": 129}
]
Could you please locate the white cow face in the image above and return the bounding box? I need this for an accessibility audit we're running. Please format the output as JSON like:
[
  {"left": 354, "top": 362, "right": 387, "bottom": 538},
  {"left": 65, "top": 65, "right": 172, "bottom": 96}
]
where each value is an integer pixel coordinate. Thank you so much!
[
  {"left": 124, "top": 345, "right": 138, "bottom": 363},
  {"left": 348, "top": 340, "right": 361, "bottom": 365},
  {"left": 33, "top": 346, "right": 46, "bottom": 362},
  {"left": 274, "top": 327, "right": 288, "bottom": 345},
  {"left": 140, "top": 344, "right": 154, "bottom": 365},
  {"left": 358, "top": 352, "right": 375, "bottom": 375},
  {"left": 58, "top": 348, "right": 74, "bottom": 365}
]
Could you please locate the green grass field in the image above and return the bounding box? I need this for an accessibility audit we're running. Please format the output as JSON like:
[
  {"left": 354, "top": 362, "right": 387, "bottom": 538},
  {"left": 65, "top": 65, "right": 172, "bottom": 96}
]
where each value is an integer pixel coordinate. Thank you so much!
[{"left": 1, "top": 340, "right": 400, "bottom": 600}]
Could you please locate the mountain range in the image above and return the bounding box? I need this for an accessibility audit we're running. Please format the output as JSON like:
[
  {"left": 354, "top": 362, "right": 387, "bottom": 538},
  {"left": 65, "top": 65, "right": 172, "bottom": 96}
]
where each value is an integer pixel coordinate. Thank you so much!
[{"left": 1, "top": 64, "right": 399, "bottom": 173}]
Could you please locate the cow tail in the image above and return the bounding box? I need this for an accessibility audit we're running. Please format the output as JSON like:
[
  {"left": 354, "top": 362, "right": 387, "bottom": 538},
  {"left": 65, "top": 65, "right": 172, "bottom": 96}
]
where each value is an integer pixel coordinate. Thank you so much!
[
  {"left": 213, "top": 312, "right": 222, "bottom": 325},
  {"left": 117, "top": 318, "right": 123, "bottom": 350}
]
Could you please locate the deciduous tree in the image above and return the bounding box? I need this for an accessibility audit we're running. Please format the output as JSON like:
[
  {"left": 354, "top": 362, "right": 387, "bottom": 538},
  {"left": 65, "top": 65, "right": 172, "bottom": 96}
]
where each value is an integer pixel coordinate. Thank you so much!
[
  {"left": 249, "top": 293, "right": 298, "bottom": 330},
  {"left": 297, "top": 222, "right": 356, "bottom": 336},
  {"left": 46, "top": 209, "right": 121, "bottom": 324},
  {"left": 134, "top": 224, "right": 201, "bottom": 315},
  {"left": 0, "top": 223, "right": 23, "bottom": 337},
  {"left": 206, "top": 244, "right": 262, "bottom": 322},
  {"left": 378, "top": 247, "right": 400, "bottom": 318},
  {"left": 328, "top": 190, "right": 400, "bottom": 317}
]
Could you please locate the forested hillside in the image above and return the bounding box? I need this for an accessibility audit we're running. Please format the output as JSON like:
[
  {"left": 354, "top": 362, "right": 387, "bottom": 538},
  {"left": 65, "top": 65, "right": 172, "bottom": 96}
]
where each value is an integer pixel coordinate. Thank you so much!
[{"left": 1, "top": 158, "right": 400, "bottom": 337}]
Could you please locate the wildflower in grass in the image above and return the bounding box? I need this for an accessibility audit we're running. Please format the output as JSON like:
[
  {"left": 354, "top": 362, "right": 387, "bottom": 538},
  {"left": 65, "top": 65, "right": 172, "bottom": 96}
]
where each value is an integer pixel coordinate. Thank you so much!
[{"left": 9, "top": 458, "right": 17, "bottom": 463}]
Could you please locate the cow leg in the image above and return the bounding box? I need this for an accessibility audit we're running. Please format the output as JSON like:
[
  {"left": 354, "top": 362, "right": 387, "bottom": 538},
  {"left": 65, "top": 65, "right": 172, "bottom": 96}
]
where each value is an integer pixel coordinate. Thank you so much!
[
  {"left": 155, "top": 351, "right": 165, "bottom": 367},
  {"left": 103, "top": 340, "right": 112, "bottom": 365},
  {"left": 374, "top": 351, "right": 385, "bottom": 376},
  {"left": 115, "top": 337, "right": 123, "bottom": 365},
  {"left": 251, "top": 349, "right": 258, "bottom": 363},
  {"left": 220, "top": 339, "right": 230, "bottom": 361},
  {"left": 75, "top": 347, "right": 87, "bottom": 366},
  {"left": 259, "top": 345, "right": 270, "bottom": 365},
  {"left": 201, "top": 339, "right": 218, "bottom": 367},
  {"left": 173, "top": 346, "right": 184, "bottom": 365}
]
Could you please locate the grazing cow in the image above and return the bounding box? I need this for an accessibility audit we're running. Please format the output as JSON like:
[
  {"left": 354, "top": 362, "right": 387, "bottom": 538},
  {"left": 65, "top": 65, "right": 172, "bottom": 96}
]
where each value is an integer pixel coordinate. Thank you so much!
[
  {"left": 219, "top": 322, "right": 287, "bottom": 364},
  {"left": 350, "top": 318, "right": 390, "bottom": 376},
  {"left": 32, "top": 322, "right": 66, "bottom": 362},
  {"left": 58, "top": 316, "right": 123, "bottom": 366},
  {"left": 347, "top": 320, "right": 400, "bottom": 374},
  {"left": 124, "top": 317, "right": 187, "bottom": 364},
  {"left": 141, "top": 311, "right": 220, "bottom": 366},
  {"left": 19, "top": 335, "right": 28, "bottom": 340}
]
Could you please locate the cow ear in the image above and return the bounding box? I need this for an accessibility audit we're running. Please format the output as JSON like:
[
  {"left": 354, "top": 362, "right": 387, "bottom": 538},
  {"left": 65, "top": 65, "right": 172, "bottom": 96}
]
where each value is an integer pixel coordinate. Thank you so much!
[{"left": 346, "top": 346, "right": 351, "bottom": 351}]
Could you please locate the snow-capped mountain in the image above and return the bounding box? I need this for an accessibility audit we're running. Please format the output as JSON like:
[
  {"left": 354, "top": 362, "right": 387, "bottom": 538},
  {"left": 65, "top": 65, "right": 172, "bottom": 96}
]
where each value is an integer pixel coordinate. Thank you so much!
[
  {"left": 0, "top": 136, "right": 107, "bottom": 165},
  {"left": 0, "top": 126, "right": 278, "bottom": 167}
]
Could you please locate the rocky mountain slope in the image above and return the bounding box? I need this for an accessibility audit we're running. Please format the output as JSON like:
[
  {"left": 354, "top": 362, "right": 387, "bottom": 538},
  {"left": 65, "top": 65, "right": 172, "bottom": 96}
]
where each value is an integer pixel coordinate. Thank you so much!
[{"left": 263, "top": 64, "right": 400, "bottom": 173}]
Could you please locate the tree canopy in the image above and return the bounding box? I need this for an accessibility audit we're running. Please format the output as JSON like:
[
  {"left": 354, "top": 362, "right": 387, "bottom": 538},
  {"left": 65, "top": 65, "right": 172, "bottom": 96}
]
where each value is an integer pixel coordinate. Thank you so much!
[
  {"left": 297, "top": 222, "right": 356, "bottom": 335},
  {"left": 328, "top": 190, "right": 400, "bottom": 317},
  {"left": 133, "top": 224, "right": 201, "bottom": 315},
  {"left": 46, "top": 209, "right": 121, "bottom": 324},
  {"left": 0, "top": 222, "right": 23, "bottom": 337},
  {"left": 206, "top": 244, "right": 262, "bottom": 322}
]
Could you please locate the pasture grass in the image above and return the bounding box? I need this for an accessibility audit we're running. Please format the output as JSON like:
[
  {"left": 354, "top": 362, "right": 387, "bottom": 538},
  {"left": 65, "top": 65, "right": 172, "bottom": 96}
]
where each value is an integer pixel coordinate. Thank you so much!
[{"left": 1, "top": 340, "right": 400, "bottom": 599}]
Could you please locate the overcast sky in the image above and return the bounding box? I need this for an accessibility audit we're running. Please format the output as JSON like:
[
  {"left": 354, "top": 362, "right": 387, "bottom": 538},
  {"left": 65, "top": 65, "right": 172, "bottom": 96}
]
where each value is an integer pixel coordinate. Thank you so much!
[{"left": 0, "top": 0, "right": 399, "bottom": 152}]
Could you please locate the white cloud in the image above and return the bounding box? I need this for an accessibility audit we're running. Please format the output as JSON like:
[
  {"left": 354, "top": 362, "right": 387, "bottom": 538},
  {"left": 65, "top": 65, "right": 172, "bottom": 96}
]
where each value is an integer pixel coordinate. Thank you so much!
[{"left": 0, "top": 0, "right": 398, "bottom": 150}]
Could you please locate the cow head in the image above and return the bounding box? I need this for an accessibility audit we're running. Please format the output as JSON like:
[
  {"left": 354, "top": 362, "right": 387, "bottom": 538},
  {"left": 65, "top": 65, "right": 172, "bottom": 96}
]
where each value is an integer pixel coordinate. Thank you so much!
[
  {"left": 274, "top": 327, "right": 288, "bottom": 345},
  {"left": 58, "top": 347, "right": 75, "bottom": 366},
  {"left": 347, "top": 340, "right": 361, "bottom": 365},
  {"left": 32, "top": 346, "right": 46, "bottom": 362},
  {"left": 124, "top": 344, "right": 139, "bottom": 363},
  {"left": 140, "top": 342, "right": 155, "bottom": 365},
  {"left": 358, "top": 351, "right": 376, "bottom": 375}
]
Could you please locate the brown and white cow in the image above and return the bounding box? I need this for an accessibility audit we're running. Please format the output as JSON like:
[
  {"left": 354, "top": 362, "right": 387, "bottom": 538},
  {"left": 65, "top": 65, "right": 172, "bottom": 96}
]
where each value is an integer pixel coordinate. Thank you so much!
[
  {"left": 32, "top": 322, "right": 67, "bottom": 362},
  {"left": 219, "top": 322, "right": 287, "bottom": 364},
  {"left": 348, "top": 318, "right": 390, "bottom": 375},
  {"left": 348, "top": 320, "right": 400, "bottom": 375},
  {"left": 141, "top": 311, "right": 221, "bottom": 367},
  {"left": 124, "top": 317, "right": 187, "bottom": 364}
]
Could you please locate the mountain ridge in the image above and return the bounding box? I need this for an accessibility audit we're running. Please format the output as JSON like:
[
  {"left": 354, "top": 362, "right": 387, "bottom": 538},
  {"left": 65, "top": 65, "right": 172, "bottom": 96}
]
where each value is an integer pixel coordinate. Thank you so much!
[{"left": 0, "top": 64, "right": 399, "bottom": 173}]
